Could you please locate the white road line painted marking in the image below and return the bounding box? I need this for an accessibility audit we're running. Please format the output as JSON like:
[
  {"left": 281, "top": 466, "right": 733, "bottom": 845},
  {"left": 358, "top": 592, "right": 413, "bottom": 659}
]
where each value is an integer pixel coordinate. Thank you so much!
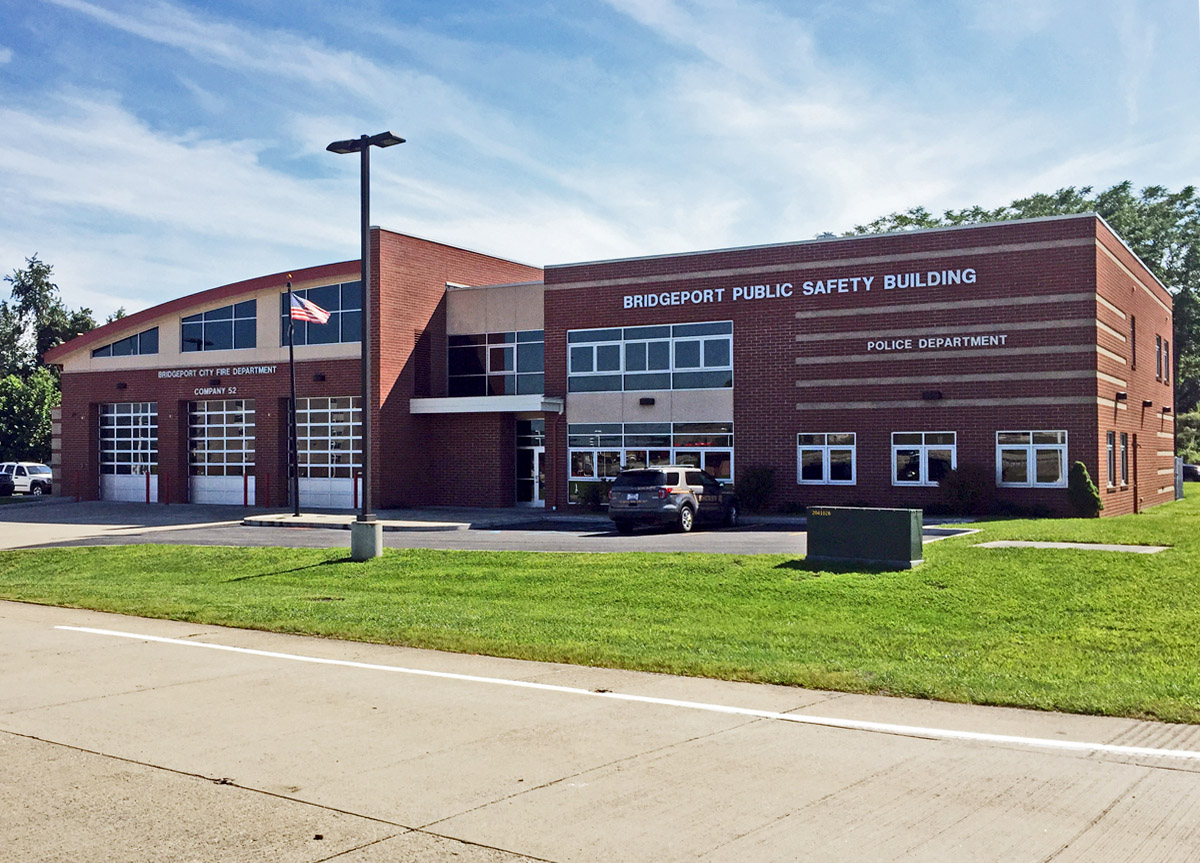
[{"left": 56, "top": 625, "right": 1200, "bottom": 761}]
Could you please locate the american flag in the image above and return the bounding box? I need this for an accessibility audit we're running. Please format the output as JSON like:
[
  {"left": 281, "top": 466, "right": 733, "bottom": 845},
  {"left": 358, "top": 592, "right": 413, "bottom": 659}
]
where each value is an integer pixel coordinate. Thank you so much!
[{"left": 290, "top": 293, "right": 331, "bottom": 324}]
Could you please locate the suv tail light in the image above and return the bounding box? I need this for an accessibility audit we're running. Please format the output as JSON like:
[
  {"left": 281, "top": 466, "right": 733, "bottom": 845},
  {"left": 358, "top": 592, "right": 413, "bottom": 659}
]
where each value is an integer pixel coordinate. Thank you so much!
[{"left": 656, "top": 487, "right": 670, "bottom": 499}]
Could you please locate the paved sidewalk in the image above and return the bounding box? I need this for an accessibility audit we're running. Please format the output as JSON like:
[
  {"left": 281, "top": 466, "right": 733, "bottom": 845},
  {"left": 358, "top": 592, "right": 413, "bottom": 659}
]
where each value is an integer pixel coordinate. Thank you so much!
[{"left": 4, "top": 601, "right": 1199, "bottom": 862}]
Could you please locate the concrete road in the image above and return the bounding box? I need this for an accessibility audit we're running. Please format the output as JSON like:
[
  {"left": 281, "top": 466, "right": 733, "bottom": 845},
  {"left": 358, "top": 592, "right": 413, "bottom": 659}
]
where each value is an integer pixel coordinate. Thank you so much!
[{"left": 3, "top": 601, "right": 1199, "bottom": 862}]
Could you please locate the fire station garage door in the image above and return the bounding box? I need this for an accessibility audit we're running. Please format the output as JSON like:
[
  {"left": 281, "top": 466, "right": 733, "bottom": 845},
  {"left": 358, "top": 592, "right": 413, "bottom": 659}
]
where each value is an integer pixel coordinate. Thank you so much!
[
  {"left": 99, "top": 402, "right": 158, "bottom": 502},
  {"left": 295, "top": 396, "right": 362, "bottom": 509},
  {"left": 189, "top": 399, "right": 255, "bottom": 505}
]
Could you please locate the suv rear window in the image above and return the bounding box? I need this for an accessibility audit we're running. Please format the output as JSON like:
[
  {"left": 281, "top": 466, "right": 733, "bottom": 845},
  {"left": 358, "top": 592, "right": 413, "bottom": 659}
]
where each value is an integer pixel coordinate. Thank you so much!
[{"left": 613, "top": 470, "right": 666, "bottom": 489}]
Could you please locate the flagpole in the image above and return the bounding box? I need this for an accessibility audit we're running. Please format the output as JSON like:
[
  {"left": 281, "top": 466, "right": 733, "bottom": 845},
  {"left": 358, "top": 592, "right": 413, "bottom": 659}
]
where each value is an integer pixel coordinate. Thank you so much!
[{"left": 287, "top": 277, "right": 301, "bottom": 518}]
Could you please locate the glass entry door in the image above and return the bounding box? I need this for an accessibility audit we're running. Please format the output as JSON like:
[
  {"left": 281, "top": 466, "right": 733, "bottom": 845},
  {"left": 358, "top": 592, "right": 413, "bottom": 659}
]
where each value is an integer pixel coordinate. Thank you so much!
[{"left": 516, "top": 419, "right": 545, "bottom": 506}]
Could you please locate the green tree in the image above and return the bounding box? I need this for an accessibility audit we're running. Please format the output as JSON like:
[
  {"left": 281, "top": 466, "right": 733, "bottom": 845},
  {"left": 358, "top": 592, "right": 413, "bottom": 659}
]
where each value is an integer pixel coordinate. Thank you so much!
[
  {"left": 848, "top": 182, "right": 1200, "bottom": 413},
  {"left": 0, "top": 255, "right": 97, "bottom": 463},
  {"left": 4, "top": 255, "right": 96, "bottom": 366},
  {"left": 0, "top": 368, "right": 60, "bottom": 462},
  {"left": 1177, "top": 411, "right": 1200, "bottom": 464},
  {"left": 0, "top": 301, "right": 31, "bottom": 379}
]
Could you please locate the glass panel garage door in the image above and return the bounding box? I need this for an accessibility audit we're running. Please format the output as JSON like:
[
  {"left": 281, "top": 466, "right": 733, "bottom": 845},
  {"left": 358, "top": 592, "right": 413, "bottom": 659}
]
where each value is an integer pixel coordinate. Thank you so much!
[
  {"left": 189, "top": 399, "right": 256, "bottom": 505},
  {"left": 99, "top": 402, "right": 158, "bottom": 502},
  {"left": 295, "top": 396, "right": 362, "bottom": 509}
]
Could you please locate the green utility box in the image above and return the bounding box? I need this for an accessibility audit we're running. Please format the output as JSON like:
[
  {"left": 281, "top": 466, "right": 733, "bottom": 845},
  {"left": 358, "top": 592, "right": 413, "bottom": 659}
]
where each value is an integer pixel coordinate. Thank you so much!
[{"left": 806, "top": 506, "right": 923, "bottom": 569}]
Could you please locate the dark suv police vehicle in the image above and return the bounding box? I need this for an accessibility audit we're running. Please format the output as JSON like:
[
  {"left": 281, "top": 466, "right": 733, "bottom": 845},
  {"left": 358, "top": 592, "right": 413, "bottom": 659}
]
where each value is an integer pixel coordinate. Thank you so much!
[{"left": 608, "top": 467, "right": 739, "bottom": 534}]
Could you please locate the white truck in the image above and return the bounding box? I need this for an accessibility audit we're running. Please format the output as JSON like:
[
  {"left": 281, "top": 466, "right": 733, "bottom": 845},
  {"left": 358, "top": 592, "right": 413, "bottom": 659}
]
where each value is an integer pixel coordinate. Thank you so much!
[{"left": 0, "top": 462, "right": 54, "bottom": 495}]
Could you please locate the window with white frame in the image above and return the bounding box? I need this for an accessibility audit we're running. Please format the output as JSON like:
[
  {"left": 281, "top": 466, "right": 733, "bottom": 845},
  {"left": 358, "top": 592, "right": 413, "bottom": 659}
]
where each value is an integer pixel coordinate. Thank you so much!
[
  {"left": 447, "top": 330, "right": 544, "bottom": 396},
  {"left": 892, "top": 431, "right": 955, "bottom": 486},
  {"left": 188, "top": 400, "right": 255, "bottom": 478},
  {"left": 567, "top": 322, "right": 733, "bottom": 392},
  {"left": 796, "top": 433, "right": 855, "bottom": 484},
  {"left": 1106, "top": 431, "right": 1116, "bottom": 487},
  {"left": 995, "top": 431, "right": 1067, "bottom": 487},
  {"left": 1120, "top": 432, "right": 1129, "bottom": 485},
  {"left": 568, "top": 421, "right": 733, "bottom": 485},
  {"left": 292, "top": 397, "right": 361, "bottom": 479},
  {"left": 99, "top": 402, "right": 158, "bottom": 475}
]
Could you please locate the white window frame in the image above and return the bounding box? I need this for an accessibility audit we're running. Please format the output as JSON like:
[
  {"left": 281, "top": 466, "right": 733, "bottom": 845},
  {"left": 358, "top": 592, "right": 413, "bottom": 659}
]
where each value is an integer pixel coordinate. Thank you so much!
[
  {"left": 891, "top": 431, "right": 956, "bottom": 486},
  {"left": 567, "top": 322, "right": 733, "bottom": 391},
  {"left": 796, "top": 433, "right": 856, "bottom": 485},
  {"left": 1120, "top": 432, "right": 1129, "bottom": 486},
  {"left": 568, "top": 339, "right": 624, "bottom": 376},
  {"left": 623, "top": 338, "right": 671, "bottom": 373},
  {"left": 1106, "top": 431, "right": 1116, "bottom": 487},
  {"left": 99, "top": 402, "right": 158, "bottom": 476},
  {"left": 995, "top": 431, "right": 1068, "bottom": 488}
]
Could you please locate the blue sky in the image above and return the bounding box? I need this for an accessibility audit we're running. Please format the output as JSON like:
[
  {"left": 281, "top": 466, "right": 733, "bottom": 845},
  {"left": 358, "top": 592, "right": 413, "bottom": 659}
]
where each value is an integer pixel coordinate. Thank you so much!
[{"left": 1, "top": 0, "right": 1197, "bottom": 318}]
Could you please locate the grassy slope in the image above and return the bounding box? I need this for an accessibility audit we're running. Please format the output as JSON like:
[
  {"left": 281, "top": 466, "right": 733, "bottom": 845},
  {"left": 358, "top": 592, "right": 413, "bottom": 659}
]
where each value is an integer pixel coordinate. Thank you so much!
[{"left": 1, "top": 486, "right": 1198, "bottom": 722}]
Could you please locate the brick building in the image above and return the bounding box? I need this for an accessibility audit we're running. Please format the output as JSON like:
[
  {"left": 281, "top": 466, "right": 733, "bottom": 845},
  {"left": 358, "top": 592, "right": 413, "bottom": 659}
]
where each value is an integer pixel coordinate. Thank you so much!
[{"left": 46, "top": 214, "right": 1176, "bottom": 517}]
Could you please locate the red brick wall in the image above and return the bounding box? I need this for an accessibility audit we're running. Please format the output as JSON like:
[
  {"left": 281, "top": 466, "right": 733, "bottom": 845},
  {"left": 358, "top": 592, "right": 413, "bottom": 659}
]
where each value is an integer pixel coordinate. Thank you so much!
[
  {"left": 409, "top": 413, "right": 516, "bottom": 507},
  {"left": 1093, "top": 221, "right": 1176, "bottom": 516},
  {"left": 544, "top": 215, "right": 1174, "bottom": 517},
  {"left": 372, "top": 231, "right": 542, "bottom": 507},
  {"left": 57, "top": 358, "right": 359, "bottom": 505}
]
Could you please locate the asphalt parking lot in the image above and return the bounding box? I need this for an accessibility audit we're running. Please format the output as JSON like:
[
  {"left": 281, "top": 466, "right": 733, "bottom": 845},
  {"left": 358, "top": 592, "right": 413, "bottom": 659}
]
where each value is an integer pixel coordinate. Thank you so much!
[
  {"left": 0, "top": 499, "right": 973, "bottom": 554},
  {"left": 0, "top": 498, "right": 815, "bottom": 553}
]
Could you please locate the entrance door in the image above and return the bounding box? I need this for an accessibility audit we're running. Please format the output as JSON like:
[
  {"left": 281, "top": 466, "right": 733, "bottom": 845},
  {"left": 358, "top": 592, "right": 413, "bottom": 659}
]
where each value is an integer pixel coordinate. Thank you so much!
[
  {"left": 1132, "top": 433, "right": 1140, "bottom": 513},
  {"left": 516, "top": 418, "right": 546, "bottom": 507},
  {"left": 517, "top": 446, "right": 545, "bottom": 507}
]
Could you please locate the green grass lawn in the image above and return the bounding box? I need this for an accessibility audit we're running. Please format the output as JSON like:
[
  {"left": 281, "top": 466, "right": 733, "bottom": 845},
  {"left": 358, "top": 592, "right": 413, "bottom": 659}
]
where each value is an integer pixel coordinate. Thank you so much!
[{"left": 2, "top": 486, "right": 1199, "bottom": 722}]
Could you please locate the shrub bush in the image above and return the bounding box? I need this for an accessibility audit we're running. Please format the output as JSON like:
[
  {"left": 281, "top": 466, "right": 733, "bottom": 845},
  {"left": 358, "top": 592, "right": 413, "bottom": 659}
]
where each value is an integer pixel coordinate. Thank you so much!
[
  {"left": 737, "top": 465, "right": 775, "bottom": 513},
  {"left": 1067, "top": 461, "right": 1104, "bottom": 518},
  {"left": 571, "top": 480, "right": 610, "bottom": 511},
  {"left": 939, "top": 463, "right": 994, "bottom": 515}
]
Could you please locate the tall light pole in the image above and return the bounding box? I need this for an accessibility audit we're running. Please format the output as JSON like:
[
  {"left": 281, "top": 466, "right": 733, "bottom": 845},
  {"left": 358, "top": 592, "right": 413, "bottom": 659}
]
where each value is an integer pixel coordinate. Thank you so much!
[{"left": 327, "top": 131, "right": 404, "bottom": 560}]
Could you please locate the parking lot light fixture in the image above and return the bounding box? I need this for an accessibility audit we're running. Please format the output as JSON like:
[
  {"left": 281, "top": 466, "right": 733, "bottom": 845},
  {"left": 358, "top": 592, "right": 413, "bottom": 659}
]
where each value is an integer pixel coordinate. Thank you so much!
[{"left": 325, "top": 132, "right": 404, "bottom": 539}]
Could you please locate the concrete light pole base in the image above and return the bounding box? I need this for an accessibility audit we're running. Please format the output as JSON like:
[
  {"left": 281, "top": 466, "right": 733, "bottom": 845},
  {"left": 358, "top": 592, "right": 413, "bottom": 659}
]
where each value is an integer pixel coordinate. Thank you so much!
[{"left": 350, "top": 520, "right": 383, "bottom": 561}]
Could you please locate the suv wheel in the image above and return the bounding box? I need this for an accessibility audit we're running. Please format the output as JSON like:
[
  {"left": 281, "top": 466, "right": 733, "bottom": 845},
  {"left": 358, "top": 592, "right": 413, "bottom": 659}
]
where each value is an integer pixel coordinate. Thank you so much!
[
  {"left": 724, "top": 503, "right": 739, "bottom": 528},
  {"left": 677, "top": 505, "right": 695, "bottom": 533},
  {"left": 30, "top": 483, "right": 44, "bottom": 496}
]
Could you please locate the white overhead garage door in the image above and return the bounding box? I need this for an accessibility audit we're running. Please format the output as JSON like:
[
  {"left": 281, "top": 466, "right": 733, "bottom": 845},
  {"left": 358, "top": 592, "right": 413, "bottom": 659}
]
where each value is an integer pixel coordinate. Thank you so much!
[
  {"left": 294, "top": 396, "right": 361, "bottom": 509},
  {"left": 99, "top": 402, "right": 158, "bottom": 503},
  {"left": 189, "top": 399, "right": 256, "bottom": 505}
]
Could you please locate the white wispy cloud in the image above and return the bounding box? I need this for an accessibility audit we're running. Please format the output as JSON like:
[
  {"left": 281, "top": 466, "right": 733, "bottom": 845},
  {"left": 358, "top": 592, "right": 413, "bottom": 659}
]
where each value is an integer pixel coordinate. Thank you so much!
[
  {"left": 0, "top": 46, "right": 13, "bottom": 64},
  {"left": 1112, "top": 0, "right": 1156, "bottom": 125},
  {"left": 6, "top": 0, "right": 1197, "bottom": 318}
]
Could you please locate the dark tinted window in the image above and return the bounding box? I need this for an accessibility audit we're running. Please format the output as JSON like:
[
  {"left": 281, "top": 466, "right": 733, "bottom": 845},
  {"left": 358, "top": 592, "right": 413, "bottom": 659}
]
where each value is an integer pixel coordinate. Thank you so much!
[{"left": 613, "top": 470, "right": 665, "bottom": 488}]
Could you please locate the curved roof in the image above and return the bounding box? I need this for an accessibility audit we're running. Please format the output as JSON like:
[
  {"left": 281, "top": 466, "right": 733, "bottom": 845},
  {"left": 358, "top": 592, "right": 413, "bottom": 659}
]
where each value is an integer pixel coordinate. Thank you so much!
[{"left": 43, "top": 259, "right": 358, "bottom": 364}]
